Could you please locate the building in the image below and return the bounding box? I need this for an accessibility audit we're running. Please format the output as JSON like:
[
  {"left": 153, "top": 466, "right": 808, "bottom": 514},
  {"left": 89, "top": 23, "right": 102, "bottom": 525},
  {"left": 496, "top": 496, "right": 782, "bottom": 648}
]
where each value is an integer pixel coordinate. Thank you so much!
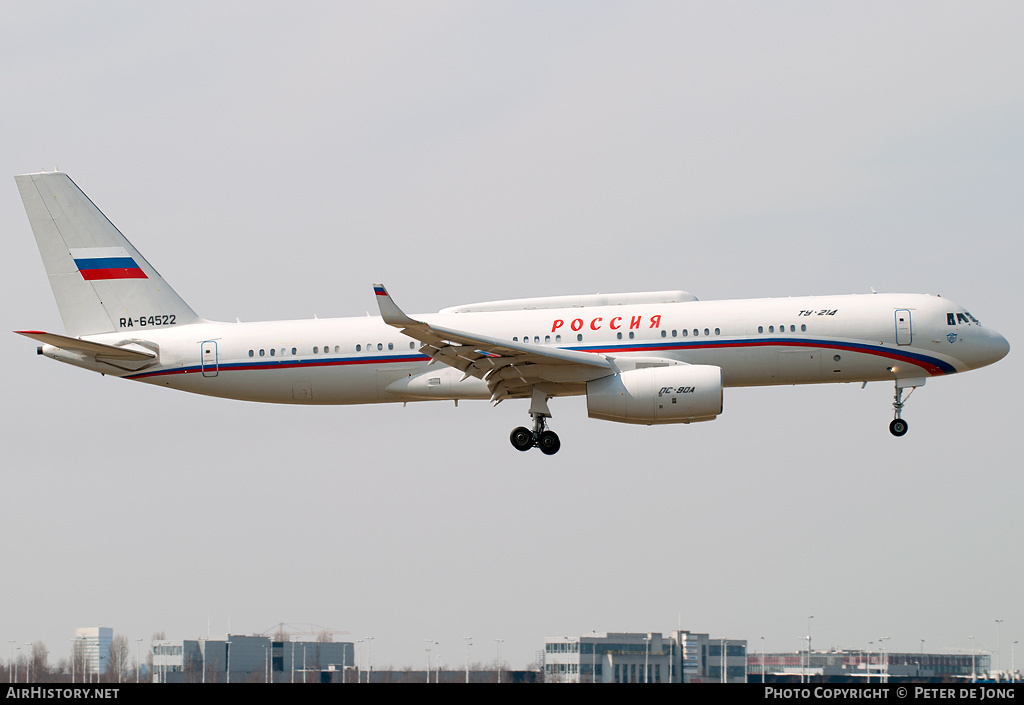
[
  {"left": 272, "top": 639, "right": 354, "bottom": 683},
  {"left": 543, "top": 631, "right": 747, "bottom": 683},
  {"left": 74, "top": 627, "right": 112, "bottom": 677},
  {"left": 152, "top": 635, "right": 354, "bottom": 683},
  {"left": 748, "top": 649, "right": 992, "bottom": 681}
]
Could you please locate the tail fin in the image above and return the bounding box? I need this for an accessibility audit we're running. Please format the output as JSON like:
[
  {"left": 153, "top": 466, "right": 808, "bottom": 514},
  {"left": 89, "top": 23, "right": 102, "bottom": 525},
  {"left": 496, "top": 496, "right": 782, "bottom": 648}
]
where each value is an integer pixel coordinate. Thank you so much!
[{"left": 16, "top": 172, "right": 201, "bottom": 336}]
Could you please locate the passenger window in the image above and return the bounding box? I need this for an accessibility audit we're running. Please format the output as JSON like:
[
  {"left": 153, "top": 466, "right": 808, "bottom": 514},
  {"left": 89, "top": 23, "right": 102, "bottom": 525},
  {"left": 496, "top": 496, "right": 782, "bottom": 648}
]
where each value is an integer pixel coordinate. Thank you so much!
[
  {"left": 545, "top": 335, "right": 550, "bottom": 343},
  {"left": 672, "top": 330, "right": 677, "bottom": 338},
  {"left": 715, "top": 328, "right": 721, "bottom": 335},
  {"left": 555, "top": 335, "right": 561, "bottom": 343},
  {"left": 704, "top": 328, "right": 709, "bottom": 336},
  {"left": 801, "top": 324, "right": 806, "bottom": 332},
  {"left": 248, "top": 350, "right": 254, "bottom": 357},
  {"left": 758, "top": 326, "right": 763, "bottom": 333},
  {"left": 628, "top": 331, "right": 635, "bottom": 339},
  {"left": 768, "top": 326, "right": 774, "bottom": 333},
  {"left": 270, "top": 349, "right": 275, "bottom": 357},
  {"left": 409, "top": 342, "right": 415, "bottom": 349},
  {"left": 356, "top": 344, "right": 361, "bottom": 352},
  {"left": 617, "top": 332, "right": 623, "bottom": 340},
  {"left": 388, "top": 343, "right": 393, "bottom": 350},
  {"left": 377, "top": 343, "right": 383, "bottom": 351},
  {"left": 260, "top": 349, "right": 266, "bottom": 357},
  {"left": 682, "top": 329, "right": 688, "bottom": 337},
  {"left": 577, "top": 334, "right": 583, "bottom": 342},
  {"left": 661, "top": 330, "right": 667, "bottom": 338},
  {"left": 693, "top": 329, "right": 699, "bottom": 337},
  {"left": 292, "top": 348, "right": 297, "bottom": 355}
]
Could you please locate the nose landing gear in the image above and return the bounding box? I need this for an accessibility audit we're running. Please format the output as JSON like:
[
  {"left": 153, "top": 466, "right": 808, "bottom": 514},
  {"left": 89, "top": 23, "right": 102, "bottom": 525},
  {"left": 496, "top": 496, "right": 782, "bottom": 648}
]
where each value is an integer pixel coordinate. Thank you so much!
[{"left": 889, "top": 378, "right": 924, "bottom": 437}]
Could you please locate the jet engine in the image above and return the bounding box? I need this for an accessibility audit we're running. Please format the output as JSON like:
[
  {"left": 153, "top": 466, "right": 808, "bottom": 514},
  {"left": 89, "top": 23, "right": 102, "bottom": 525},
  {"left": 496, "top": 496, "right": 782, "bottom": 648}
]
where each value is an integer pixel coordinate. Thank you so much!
[{"left": 586, "top": 365, "right": 723, "bottom": 425}]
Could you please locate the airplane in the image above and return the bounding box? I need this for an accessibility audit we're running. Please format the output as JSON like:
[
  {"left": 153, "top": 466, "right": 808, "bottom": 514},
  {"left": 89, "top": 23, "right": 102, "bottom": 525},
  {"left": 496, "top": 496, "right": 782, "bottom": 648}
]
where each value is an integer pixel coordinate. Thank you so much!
[{"left": 14, "top": 171, "right": 1010, "bottom": 455}]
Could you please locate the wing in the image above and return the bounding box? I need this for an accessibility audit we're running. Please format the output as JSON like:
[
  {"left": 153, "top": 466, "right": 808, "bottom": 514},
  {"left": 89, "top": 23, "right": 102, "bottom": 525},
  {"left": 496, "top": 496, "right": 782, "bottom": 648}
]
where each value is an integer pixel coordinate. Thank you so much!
[{"left": 373, "top": 284, "right": 614, "bottom": 404}]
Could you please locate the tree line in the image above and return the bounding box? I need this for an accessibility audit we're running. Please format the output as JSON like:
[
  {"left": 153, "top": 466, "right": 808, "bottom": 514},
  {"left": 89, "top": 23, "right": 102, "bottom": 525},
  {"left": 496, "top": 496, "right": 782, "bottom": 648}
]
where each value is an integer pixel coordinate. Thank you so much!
[{"left": 2, "top": 633, "right": 160, "bottom": 684}]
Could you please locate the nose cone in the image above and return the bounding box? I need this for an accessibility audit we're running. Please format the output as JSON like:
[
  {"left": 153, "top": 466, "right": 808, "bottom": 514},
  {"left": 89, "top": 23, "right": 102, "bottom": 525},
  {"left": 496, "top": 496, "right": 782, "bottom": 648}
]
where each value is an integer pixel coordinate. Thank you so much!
[
  {"left": 956, "top": 326, "right": 1010, "bottom": 371},
  {"left": 987, "top": 328, "right": 1010, "bottom": 365}
]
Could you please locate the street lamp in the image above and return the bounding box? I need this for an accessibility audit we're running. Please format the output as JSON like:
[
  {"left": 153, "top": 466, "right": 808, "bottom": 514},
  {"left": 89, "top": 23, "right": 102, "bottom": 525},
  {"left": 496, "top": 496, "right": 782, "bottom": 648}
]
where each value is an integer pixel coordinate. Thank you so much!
[
  {"left": 995, "top": 620, "right": 1003, "bottom": 673},
  {"left": 806, "top": 616, "right": 814, "bottom": 683},
  {"left": 463, "top": 637, "right": 472, "bottom": 684},
  {"left": 365, "top": 637, "right": 374, "bottom": 684},
  {"left": 645, "top": 635, "right": 651, "bottom": 684},
  {"left": 879, "top": 637, "right": 890, "bottom": 684},
  {"left": 495, "top": 639, "right": 504, "bottom": 684},
  {"left": 969, "top": 636, "right": 976, "bottom": 682},
  {"left": 425, "top": 640, "right": 433, "bottom": 683},
  {"left": 760, "top": 637, "right": 766, "bottom": 684},
  {"left": 867, "top": 642, "right": 875, "bottom": 683},
  {"left": 720, "top": 638, "right": 727, "bottom": 684},
  {"left": 435, "top": 641, "right": 441, "bottom": 684},
  {"left": 800, "top": 635, "right": 810, "bottom": 683}
]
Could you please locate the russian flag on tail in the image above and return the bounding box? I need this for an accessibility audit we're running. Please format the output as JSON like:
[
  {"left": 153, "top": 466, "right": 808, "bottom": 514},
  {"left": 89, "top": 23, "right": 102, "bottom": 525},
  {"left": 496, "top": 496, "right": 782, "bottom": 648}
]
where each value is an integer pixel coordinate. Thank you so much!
[{"left": 70, "top": 247, "right": 148, "bottom": 281}]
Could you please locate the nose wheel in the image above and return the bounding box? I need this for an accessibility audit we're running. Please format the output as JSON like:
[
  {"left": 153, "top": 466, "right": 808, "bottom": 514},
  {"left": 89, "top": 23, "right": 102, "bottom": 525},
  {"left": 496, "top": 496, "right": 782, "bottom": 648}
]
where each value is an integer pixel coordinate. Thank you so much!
[{"left": 509, "top": 414, "right": 561, "bottom": 455}]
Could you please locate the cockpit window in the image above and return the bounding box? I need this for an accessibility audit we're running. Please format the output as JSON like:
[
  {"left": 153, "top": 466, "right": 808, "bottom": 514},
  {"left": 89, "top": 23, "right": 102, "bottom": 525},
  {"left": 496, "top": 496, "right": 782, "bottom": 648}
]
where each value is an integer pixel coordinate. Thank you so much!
[{"left": 948, "top": 311, "right": 980, "bottom": 325}]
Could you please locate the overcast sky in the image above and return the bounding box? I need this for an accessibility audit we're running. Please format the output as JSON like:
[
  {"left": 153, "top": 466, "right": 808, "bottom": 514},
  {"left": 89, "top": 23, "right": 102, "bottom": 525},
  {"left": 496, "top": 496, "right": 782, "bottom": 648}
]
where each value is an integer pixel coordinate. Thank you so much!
[{"left": 2, "top": 1, "right": 1021, "bottom": 672}]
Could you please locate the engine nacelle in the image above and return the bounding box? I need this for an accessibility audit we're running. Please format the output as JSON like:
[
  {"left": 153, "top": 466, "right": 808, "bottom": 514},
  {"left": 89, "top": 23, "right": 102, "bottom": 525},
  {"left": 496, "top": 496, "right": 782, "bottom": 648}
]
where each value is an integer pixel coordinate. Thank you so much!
[{"left": 586, "top": 365, "right": 723, "bottom": 425}]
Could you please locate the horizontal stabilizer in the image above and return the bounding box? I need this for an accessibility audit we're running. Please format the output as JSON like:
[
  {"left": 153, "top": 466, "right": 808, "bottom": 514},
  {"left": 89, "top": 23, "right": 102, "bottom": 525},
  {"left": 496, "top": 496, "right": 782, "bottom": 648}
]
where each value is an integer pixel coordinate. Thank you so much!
[{"left": 15, "top": 330, "right": 156, "bottom": 361}]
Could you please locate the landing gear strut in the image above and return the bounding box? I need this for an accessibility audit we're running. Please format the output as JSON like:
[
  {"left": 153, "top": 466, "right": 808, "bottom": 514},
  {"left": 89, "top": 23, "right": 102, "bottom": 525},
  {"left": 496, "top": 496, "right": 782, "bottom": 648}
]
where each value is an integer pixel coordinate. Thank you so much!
[
  {"left": 889, "top": 378, "right": 923, "bottom": 437},
  {"left": 509, "top": 388, "right": 561, "bottom": 455}
]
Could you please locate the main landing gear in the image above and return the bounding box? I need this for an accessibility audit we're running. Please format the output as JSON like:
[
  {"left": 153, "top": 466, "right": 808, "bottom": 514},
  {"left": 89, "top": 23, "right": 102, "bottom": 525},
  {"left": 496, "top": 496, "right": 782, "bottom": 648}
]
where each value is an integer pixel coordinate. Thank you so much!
[
  {"left": 889, "top": 378, "right": 924, "bottom": 437},
  {"left": 510, "top": 388, "right": 561, "bottom": 455},
  {"left": 510, "top": 415, "right": 561, "bottom": 455}
]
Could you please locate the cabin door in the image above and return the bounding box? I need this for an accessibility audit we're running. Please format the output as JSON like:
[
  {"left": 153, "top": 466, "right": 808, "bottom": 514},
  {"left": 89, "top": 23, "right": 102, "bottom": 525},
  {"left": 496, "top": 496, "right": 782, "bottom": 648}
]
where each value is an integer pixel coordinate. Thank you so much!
[
  {"left": 895, "top": 310, "right": 912, "bottom": 346},
  {"left": 201, "top": 340, "right": 219, "bottom": 377}
]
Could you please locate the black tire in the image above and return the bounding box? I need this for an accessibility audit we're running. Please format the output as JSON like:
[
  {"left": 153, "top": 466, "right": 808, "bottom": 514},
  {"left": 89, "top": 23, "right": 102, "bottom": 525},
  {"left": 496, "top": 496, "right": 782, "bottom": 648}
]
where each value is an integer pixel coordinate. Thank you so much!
[
  {"left": 510, "top": 427, "right": 534, "bottom": 451},
  {"left": 537, "top": 430, "right": 561, "bottom": 455},
  {"left": 889, "top": 419, "right": 908, "bottom": 437}
]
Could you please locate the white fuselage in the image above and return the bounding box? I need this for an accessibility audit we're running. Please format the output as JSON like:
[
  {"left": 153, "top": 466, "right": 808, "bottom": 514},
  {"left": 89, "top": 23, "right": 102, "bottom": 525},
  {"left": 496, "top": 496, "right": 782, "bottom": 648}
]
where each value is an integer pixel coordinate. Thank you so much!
[{"left": 44, "top": 292, "right": 1009, "bottom": 406}]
